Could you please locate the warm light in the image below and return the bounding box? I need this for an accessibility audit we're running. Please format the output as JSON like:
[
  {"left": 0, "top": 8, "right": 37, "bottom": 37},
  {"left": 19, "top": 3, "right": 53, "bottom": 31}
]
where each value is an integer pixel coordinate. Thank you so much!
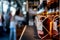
[
  {"left": 45, "top": 11, "right": 48, "bottom": 15},
  {"left": 33, "top": 8, "right": 37, "bottom": 11},
  {"left": 50, "top": 21, "right": 53, "bottom": 37}
]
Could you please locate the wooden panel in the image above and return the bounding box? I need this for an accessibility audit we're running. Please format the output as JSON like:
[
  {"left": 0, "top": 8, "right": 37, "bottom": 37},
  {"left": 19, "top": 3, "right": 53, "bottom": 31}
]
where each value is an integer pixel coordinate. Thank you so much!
[{"left": 16, "top": 25, "right": 25, "bottom": 40}]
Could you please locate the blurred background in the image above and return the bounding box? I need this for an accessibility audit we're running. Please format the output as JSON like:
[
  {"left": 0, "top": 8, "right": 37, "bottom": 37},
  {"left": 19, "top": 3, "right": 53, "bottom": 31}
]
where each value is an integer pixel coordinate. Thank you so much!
[
  {"left": 0, "top": 0, "right": 59, "bottom": 40},
  {"left": 0, "top": 0, "right": 27, "bottom": 40}
]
